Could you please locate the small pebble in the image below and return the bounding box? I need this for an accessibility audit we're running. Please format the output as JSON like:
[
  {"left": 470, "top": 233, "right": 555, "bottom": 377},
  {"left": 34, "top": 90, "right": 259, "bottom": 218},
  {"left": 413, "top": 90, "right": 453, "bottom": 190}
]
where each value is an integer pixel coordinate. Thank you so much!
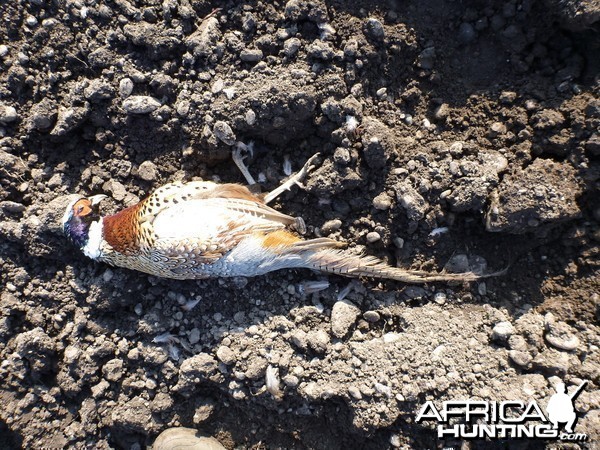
[
  {"left": 364, "top": 18, "right": 385, "bottom": 41},
  {"left": 366, "top": 231, "right": 381, "bottom": 243},
  {"left": 137, "top": 161, "right": 158, "bottom": 181},
  {"left": 376, "top": 87, "right": 387, "bottom": 97},
  {"left": 374, "top": 382, "right": 393, "bottom": 398},
  {"left": 283, "top": 38, "right": 301, "bottom": 57},
  {"left": 213, "top": 121, "right": 236, "bottom": 146},
  {"left": 492, "top": 321, "right": 515, "bottom": 341},
  {"left": 307, "top": 330, "right": 330, "bottom": 354},
  {"left": 0, "top": 45, "right": 8, "bottom": 57},
  {"left": 122, "top": 96, "right": 161, "bottom": 114},
  {"left": 240, "top": 49, "right": 263, "bottom": 63},
  {"left": 245, "top": 109, "right": 256, "bottom": 125},
  {"left": 372, "top": 193, "right": 392, "bottom": 210},
  {"left": 176, "top": 100, "right": 190, "bottom": 117},
  {"left": 363, "top": 311, "right": 380, "bottom": 323},
  {"left": 0, "top": 104, "right": 18, "bottom": 124},
  {"left": 389, "top": 434, "right": 401, "bottom": 448},
  {"left": 331, "top": 300, "right": 360, "bottom": 338},
  {"left": 478, "top": 282, "right": 487, "bottom": 296},
  {"left": 282, "top": 374, "right": 299, "bottom": 388},
  {"left": 188, "top": 328, "right": 201, "bottom": 345},
  {"left": 544, "top": 313, "right": 580, "bottom": 351},
  {"left": 509, "top": 350, "right": 532, "bottom": 368},
  {"left": 119, "top": 78, "right": 134, "bottom": 97},
  {"left": 433, "top": 292, "right": 446, "bottom": 305},
  {"left": 434, "top": 103, "right": 450, "bottom": 120},
  {"left": 25, "top": 16, "right": 38, "bottom": 27},
  {"left": 490, "top": 122, "right": 507, "bottom": 134},
  {"left": 348, "top": 386, "right": 362, "bottom": 400},
  {"left": 216, "top": 346, "right": 236, "bottom": 365},
  {"left": 321, "top": 219, "right": 342, "bottom": 235}
]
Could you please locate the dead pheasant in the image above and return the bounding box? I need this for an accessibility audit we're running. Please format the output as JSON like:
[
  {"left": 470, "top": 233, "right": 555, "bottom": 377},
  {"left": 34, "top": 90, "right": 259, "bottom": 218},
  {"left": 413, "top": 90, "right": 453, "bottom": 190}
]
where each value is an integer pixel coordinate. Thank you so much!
[{"left": 62, "top": 152, "right": 501, "bottom": 283}]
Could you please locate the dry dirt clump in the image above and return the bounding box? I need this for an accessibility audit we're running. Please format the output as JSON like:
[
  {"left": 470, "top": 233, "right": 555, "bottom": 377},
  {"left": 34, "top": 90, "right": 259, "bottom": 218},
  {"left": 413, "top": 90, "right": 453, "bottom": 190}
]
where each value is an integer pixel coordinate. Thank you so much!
[{"left": 0, "top": 0, "right": 599, "bottom": 449}]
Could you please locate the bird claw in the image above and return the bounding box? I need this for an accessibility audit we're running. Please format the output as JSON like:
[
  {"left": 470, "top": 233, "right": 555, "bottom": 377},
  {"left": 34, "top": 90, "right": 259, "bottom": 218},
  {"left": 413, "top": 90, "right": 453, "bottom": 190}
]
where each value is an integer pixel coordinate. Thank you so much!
[
  {"left": 232, "top": 142, "right": 256, "bottom": 185},
  {"left": 263, "top": 153, "right": 321, "bottom": 205}
]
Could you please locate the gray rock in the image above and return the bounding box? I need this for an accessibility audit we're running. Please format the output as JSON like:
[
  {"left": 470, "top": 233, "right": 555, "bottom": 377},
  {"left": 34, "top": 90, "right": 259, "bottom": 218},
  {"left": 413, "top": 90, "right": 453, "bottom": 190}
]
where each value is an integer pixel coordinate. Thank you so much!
[
  {"left": 122, "top": 96, "right": 161, "bottom": 114},
  {"left": 363, "top": 311, "right": 380, "bottom": 323},
  {"left": 290, "top": 329, "right": 308, "bottom": 351},
  {"left": 213, "top": 121, "right": 236, "bottom": 146},
  {"left": 283, "top": 37, "right": 301, "bottom": 57},
  {"left": 544, "top": 313, "right": 580, "bottom": 351},
  {"left": 434, "top": 292, "right": 447, "bottom": 304},
  {"left": 102, "top": 179, "right": 128, "bottom": 202},
  {"left": 137, "top": 161, "right": 157, "bottom": 181},
  {"left": 492, "top": 321, "right": 516, "bottom": 342},
  {"left": 372, "top": 192, "right": 392, "bottom": 210},
  {"left": 331, "top": 300, "right": 360, "bottom": 338},
  {"left": 119, "top": 78, "right": 134, "bottom": 97},
  {"left": 216, "top": 346, "right": 236, "bottom": 365},
  {"left": 366, "top": 231, "right": 381, "bottom": 243},
  {"left": 364, "top": 18, "right": 385, "bottom": 41},
  {"left": 343, "top": 39, "right": 358, "bottom": 58},
  {"left": 307, "top": 329, "right": 330, "bottom": 354},
  {"left": 395, "top": 182, "right": 427, "bottom": 222},
  {"left": 444, "top": 254, "right": 470, "bottom": 273},
  {"left": 509, "top": 350, "right": 533, "bottom": 368},
  {"left": 283, "top": 374, "right": 299, "bottom": 387},
  {"left": 240, "top": 48, "right": 263, "bottom": 62},
  {"left": 321, "top": 219, "right": 342, "bottom": 235},
  {"left": 434, "top": 103, "right": 450, "bottom": 121},
  {"left": 0, "top": 103, "right": 17, "bottom": 124},
  {"left": 188, "top": 328, "right": 201, "bottom": 345},
  {"left": 0, "top": 201, "right": 26, "bottom": 214},
  {"left": 102, "top": 358, "right": 124, "bottom": 381}
]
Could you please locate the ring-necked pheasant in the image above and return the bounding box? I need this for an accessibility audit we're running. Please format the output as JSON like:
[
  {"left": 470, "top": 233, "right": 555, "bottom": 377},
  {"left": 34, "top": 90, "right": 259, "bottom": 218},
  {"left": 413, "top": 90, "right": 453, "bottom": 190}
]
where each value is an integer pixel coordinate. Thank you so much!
[{"left": 62, "top": 153, "right": 501, "bottom": 283}]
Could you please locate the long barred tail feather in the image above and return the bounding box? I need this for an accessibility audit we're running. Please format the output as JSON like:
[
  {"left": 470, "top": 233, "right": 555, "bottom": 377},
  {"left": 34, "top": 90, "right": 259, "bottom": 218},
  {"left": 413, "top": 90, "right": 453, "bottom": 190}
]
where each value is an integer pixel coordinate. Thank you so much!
[{"left": 302, "top": 248, "right": 506, "bottom": 284}]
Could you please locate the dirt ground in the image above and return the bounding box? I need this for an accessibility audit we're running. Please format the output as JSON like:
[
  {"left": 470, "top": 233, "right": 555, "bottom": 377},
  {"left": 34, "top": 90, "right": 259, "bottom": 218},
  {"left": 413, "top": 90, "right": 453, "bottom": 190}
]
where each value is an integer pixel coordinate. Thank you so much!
[{"left": 0, "top": 0, "right": 599, "bottom": 449}]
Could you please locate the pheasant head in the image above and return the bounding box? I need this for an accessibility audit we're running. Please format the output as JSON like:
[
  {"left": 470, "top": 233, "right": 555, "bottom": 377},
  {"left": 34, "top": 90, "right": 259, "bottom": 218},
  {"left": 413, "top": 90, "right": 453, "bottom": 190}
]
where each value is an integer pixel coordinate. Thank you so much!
[{"left": 62, "top": 194, "right": 107, "bottom": 259}]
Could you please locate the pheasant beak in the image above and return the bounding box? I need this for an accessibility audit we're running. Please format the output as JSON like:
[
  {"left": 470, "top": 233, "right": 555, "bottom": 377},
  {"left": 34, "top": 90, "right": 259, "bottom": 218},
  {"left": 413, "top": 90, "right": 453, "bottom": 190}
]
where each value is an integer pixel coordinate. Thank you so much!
[{"left": 89, "top": 194, "right": 107, "bottom": 209}]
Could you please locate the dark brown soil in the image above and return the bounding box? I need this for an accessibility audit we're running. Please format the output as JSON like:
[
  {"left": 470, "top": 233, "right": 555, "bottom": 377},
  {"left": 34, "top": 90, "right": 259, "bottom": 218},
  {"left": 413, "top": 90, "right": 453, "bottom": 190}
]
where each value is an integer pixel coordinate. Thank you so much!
[{"left": 0, "top": 0, "right": 598, "bottom": 449}]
